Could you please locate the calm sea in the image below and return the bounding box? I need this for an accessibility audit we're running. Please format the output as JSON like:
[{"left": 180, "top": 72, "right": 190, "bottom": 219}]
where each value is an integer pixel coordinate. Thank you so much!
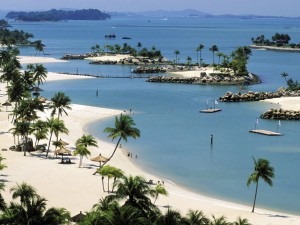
[{"left": 7, "top": 16, "right": 300, "bottom": 214}]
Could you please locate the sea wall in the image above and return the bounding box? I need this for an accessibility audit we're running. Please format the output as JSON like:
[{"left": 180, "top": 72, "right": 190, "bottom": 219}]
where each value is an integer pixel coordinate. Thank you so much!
[
  {"left": 219, "top": 90, "right": 300, "bottom": 102},
  {"left": 260, "top": 108, "right": 300, "bottom": 120},
  {"left": 250, "top": 44, "right": 300, "bottom": 52},
  {"left": 147, "top": 73, "right": 260, "bottom": 85}
]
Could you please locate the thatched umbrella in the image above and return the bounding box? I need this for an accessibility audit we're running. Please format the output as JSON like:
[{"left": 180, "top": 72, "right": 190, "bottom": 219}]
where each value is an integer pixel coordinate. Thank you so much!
[
  {"left": 59, "top": 138, "right": 69, "bottom": 146},
  {"left": 91, "top": 154, "right": 108, "bottom": 168},
  {"left": 31, "top": 87, "right": 44, "bottom": 92},
  {"left": 37, "top": 96, "right": 47, "bottom": 103},
  {"left": 71, "top": 211, "right": 86, "bottom": 222},
  {"left": 2, "top": 102, "right": 12, "bottom": 112},
  {"left": 54, "top": 146, "right": 71, "bottom": 161}
]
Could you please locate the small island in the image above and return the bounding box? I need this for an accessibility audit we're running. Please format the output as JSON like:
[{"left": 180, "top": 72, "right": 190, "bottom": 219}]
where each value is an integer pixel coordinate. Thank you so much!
[
  {"left": 250, "top": 33, "right": 300, "bottom": 52},
  {"left": 6, "top": 9, "right": 111, "bottom": 22}
]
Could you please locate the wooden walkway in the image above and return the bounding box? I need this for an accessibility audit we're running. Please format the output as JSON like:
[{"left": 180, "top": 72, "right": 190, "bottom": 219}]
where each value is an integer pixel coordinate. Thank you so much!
[
  {"left": 249, "top": 129, "right": 282, "bottom": 136},
  {"left": 199, "top": 108, "right": 222, "bottom": 113}
]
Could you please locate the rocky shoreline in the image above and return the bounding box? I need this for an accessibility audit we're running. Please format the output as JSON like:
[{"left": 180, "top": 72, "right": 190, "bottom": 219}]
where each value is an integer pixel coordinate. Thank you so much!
[
  {"left": 218, "top": 89, "right": 300, "bottom": 102},
  {"left": 147, "top": 73, "right": 261, "bottom": 86},
  {"left": 250, "top": 44, "right": 300, "bottom": 52},
  {"left": 260, "top": 108, "right": 300, "bottom": 120}
]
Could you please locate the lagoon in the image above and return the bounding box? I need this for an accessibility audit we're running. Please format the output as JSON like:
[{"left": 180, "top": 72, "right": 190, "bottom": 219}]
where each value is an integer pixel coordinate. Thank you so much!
[{"left": 10, "top": 16, "right": 300, "bottom": 214}]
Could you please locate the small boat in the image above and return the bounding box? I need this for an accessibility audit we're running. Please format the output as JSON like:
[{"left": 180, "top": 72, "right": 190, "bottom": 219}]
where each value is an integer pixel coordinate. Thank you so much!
[
  {"left": 122, "top": 36, "right": 132, "bottom": 40},
  {"left": 105, "top": 33, "right": 116, "bottom": 39}
]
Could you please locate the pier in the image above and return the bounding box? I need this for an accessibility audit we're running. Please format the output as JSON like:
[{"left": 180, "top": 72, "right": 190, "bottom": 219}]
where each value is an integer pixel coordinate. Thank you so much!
[{"left": 249, "top": 129, "right": 282, "bottom": 136}]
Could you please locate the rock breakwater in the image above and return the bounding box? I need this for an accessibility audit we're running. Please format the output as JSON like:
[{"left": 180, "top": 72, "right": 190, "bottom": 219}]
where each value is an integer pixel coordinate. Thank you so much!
[
  {"left": 260, "top": 108, "right": 300, "bottom": 120},
  {"left": 219, "top": 90, "right": 300, "bottom": 102}
]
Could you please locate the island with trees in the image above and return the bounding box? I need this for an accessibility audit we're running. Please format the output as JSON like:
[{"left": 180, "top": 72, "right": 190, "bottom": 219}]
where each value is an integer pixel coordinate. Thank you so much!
[
  {"left": 250, "top": 33, "right": 300, "bottom": 52},
  {"left": 6, "top": 9, "right": 111, "bottom": 22}
]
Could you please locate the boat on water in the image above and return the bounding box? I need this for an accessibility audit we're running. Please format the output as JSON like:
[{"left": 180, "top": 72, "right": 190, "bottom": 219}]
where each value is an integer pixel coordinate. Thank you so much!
[
  {"left": 122, "top": 36, "right": 132, "bottom": 40},
  {"left": 105, "top": 33, "right": 116, "bottom": 39}
]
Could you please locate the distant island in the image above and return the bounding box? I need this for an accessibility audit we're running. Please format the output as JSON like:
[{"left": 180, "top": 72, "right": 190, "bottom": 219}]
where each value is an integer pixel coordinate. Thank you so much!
[
  {"left": 250, "top": 33, "right": 300, "bottom": 52},
  {"left": 6, "top": 9, "right": 111, "bottom": 21}
]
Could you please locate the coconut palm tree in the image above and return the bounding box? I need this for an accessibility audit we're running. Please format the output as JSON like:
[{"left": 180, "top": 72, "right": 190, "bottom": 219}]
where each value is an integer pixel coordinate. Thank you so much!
[
  {"left": 196, "top": 44, "right": 205, "bottom": 67},
  {"left": 102, "top": 114, "right": 140, "bottom": 166},
  {"left": 137, "top": 42, "right": 142, "bottom": 52},
  {"left": 2, "top": 183, "right": 70, "bottom": 225},
  {"left": 111, "top": 167, "right": 124, "bottom": 193},
  {"left": 182, "top": 209, "right": 210, "bottom": 225},
  {"left": 174, "top": 50, "right": 180, "bottom": 65},
  {"left": 247, "top": 157, "right": 274, "bottom": 213},
  {"left": 46, "top": 118, "right": 69, "bottom": 157},
  {"left": 210, "top": 215, "right": 229, "bottom": 225},
  {"left": 97, "top": 165, "right": 114, "bottom": 193},
  {"left": 209, "top": 45, "right": 219, "bottom": 65},
  {"left": 186, "top": 56, "right": 192, "bottom": 69},
  {"left": 9, "top": 121, "right": 31, "bottom": 156},
  {"left": 232, "top": 216, "right": 252, "bottom": 225},
  {"left": 49, "top": 92, "right": 72, "bottom": 119},
  {"left": 31, "top": 120, "right": 49, "bottom": 148},
  {"left": 10, "top": 182, "right": 37, "bottom": 206},
  {"left": 281, "top": 72, "right": 289, "bottom": 83},
  {"left": 0, "top": 154, "right": 7, "bottom": 211},
  {"left": 27, "top": 63, "right": 47, "bottom": 89},
  {"left": 73, "top": 144, "right": 91, "bottom": 167},
  {"left": 113, "top": 175, "right": 156, "bottom": 215},
  {"left": 34, "top": 40, "right": 44, "bottom": 56},
  {"left": 153, "top": 184, "right": 168, "bottom": 204},
  {"left": 155, "top": 209, "right": 183, "bottom": 225},
  {"left": 76, "top": 134, "right": 98, "bottom": 148}
]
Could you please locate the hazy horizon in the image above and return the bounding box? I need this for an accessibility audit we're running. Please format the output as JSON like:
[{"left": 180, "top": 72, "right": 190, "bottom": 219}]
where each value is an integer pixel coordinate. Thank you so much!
[{"left": 1, "top": 0, "right": 300, "bottom": 17}]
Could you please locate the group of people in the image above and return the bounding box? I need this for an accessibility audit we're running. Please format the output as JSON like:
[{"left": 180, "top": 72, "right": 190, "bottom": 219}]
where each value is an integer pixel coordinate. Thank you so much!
[{"left": 127, "top": 152, "right": 138, "bottom": 159}]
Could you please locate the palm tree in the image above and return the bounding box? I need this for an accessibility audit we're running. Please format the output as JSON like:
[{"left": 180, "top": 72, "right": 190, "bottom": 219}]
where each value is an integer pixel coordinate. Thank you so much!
[
  {"left": 10, "top": 182, "right": 37, "bottom": 206},
  {"left": 232, "top": 216, "right": 252, "bottom": 225},
  {"left": 153, "top": 184, "right": 168, "bottom": 204},
  {"left": 216, "top": 52, "right": 224, "bottom": 66},
  {"left": 182, "top": 209, "right": 210, "bottom": 225},
  {"left": 34, "top": 40, "right": 44, "bottom": 56},
  {"left": 73, "top": 144, "right": 91, "bottom": 167},
  {"left": 76, "top": 134, "right": 98, "bottom": 148},
  {"left": 111, "top": 167, "right": 124, "bottom": 193},
  {"left": 137, "top": 42, "right": 142, "bottom": 52},
  {"left": 0, "top": 154, "right": 7, "bottom": 211},
  {"left": 209, "top": 45, "right": 219, "bottom": 65},
  {"left": 210, "top": 215, "right": 229, "bottom": 225},
  {"left": 155, "top": 209, "right": 183, "bottom": 225},
  {"left": 186, "top": 56, "right": 192, "bottom": 69},
  {"left": 281, "top": 72, "right": 289, "bottom": 83},
  {"left": 97, "top": 165, "right": 115, "bottom": 193},
  {"left": 31, "top": 120, "right": 49, "bottom": 148},
  {"left": 46, "top": 118, "right": 69, "bottom": 157},
  {"left": 114, "top": 175, "right": 156, "bottom": 214},
  {"left": 49, "top": 92, "right": 72, "bottom": 119},
  {"left": 174, "top": 50, "right": 180, "bottom": 65},
  {"left": 102, "top": 114, "right": 140, "bottom": 166},
  {"left": 247, "top": 157, "right": 274, "bottom": 213},
  {"left": 2, "top": 183, "right": 70, "bottom": 224},
  {"left": 28, "top": 63, "right": 47, "bottom": 89},
  {"left": 196, "top": 44, "right": 205, "bottom": 67}
]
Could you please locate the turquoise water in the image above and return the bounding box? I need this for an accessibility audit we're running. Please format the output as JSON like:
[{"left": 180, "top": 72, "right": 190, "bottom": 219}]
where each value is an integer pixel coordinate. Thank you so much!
[{"left": 10, "top": 17, "right": 300, "bottom": 214}]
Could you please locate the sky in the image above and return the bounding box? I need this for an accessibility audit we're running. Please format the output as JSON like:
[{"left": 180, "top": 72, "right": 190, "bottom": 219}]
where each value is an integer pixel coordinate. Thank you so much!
[{"left": 1, "top": 0, "right": 300, "bottom": 17}]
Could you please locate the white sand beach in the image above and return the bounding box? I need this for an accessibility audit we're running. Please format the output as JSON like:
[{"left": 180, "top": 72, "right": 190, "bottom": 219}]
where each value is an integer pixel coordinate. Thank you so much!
[
  {"left": 261, "top": 97, "right": 300, "bottom": 111},
  {"left": 0, "top": 56, "right": 299, "bottom": 224},
  {"left": 18, "top": 56, "right": 67, "bottom": 64},
  {"left": 169, "top": 67, "right": 227, "bottom": 78},
  {"left": 86, "top": 54, "right": 130, "bottom": 62}
]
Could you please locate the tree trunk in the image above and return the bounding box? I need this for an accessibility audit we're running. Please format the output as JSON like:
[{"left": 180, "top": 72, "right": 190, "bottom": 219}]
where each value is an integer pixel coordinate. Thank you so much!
[
  {"left": 101, "top": 137, "right": 122, "bottom": 167},
  {"left": 102, "top": 176, "right": 105, "bottom": 192},
  {"left": 46, "top": 131, "right": 53, "bottom": 157},
  {"left": 107, "top": 177, "right": 110, "bottom": 193},
  {"left": 252, "top": 181, "right": 259, "bottom": 212},
  {"left": 79, "top": 156, "right": 82, "bottom": 167}
]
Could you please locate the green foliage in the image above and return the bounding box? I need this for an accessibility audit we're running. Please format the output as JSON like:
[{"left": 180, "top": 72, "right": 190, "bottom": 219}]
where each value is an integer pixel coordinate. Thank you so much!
[
  {"left": 247, "top": 157, "right": 274, "bottom": 212},
  {"left": 0, "top": 28, "right": 34, "bottom": 46},
  {"left": 252, "top": 33, "right": 294, "bottom": 47},
  {"left": 6, "top": 9, "right": 111, "bottom": 21}
]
